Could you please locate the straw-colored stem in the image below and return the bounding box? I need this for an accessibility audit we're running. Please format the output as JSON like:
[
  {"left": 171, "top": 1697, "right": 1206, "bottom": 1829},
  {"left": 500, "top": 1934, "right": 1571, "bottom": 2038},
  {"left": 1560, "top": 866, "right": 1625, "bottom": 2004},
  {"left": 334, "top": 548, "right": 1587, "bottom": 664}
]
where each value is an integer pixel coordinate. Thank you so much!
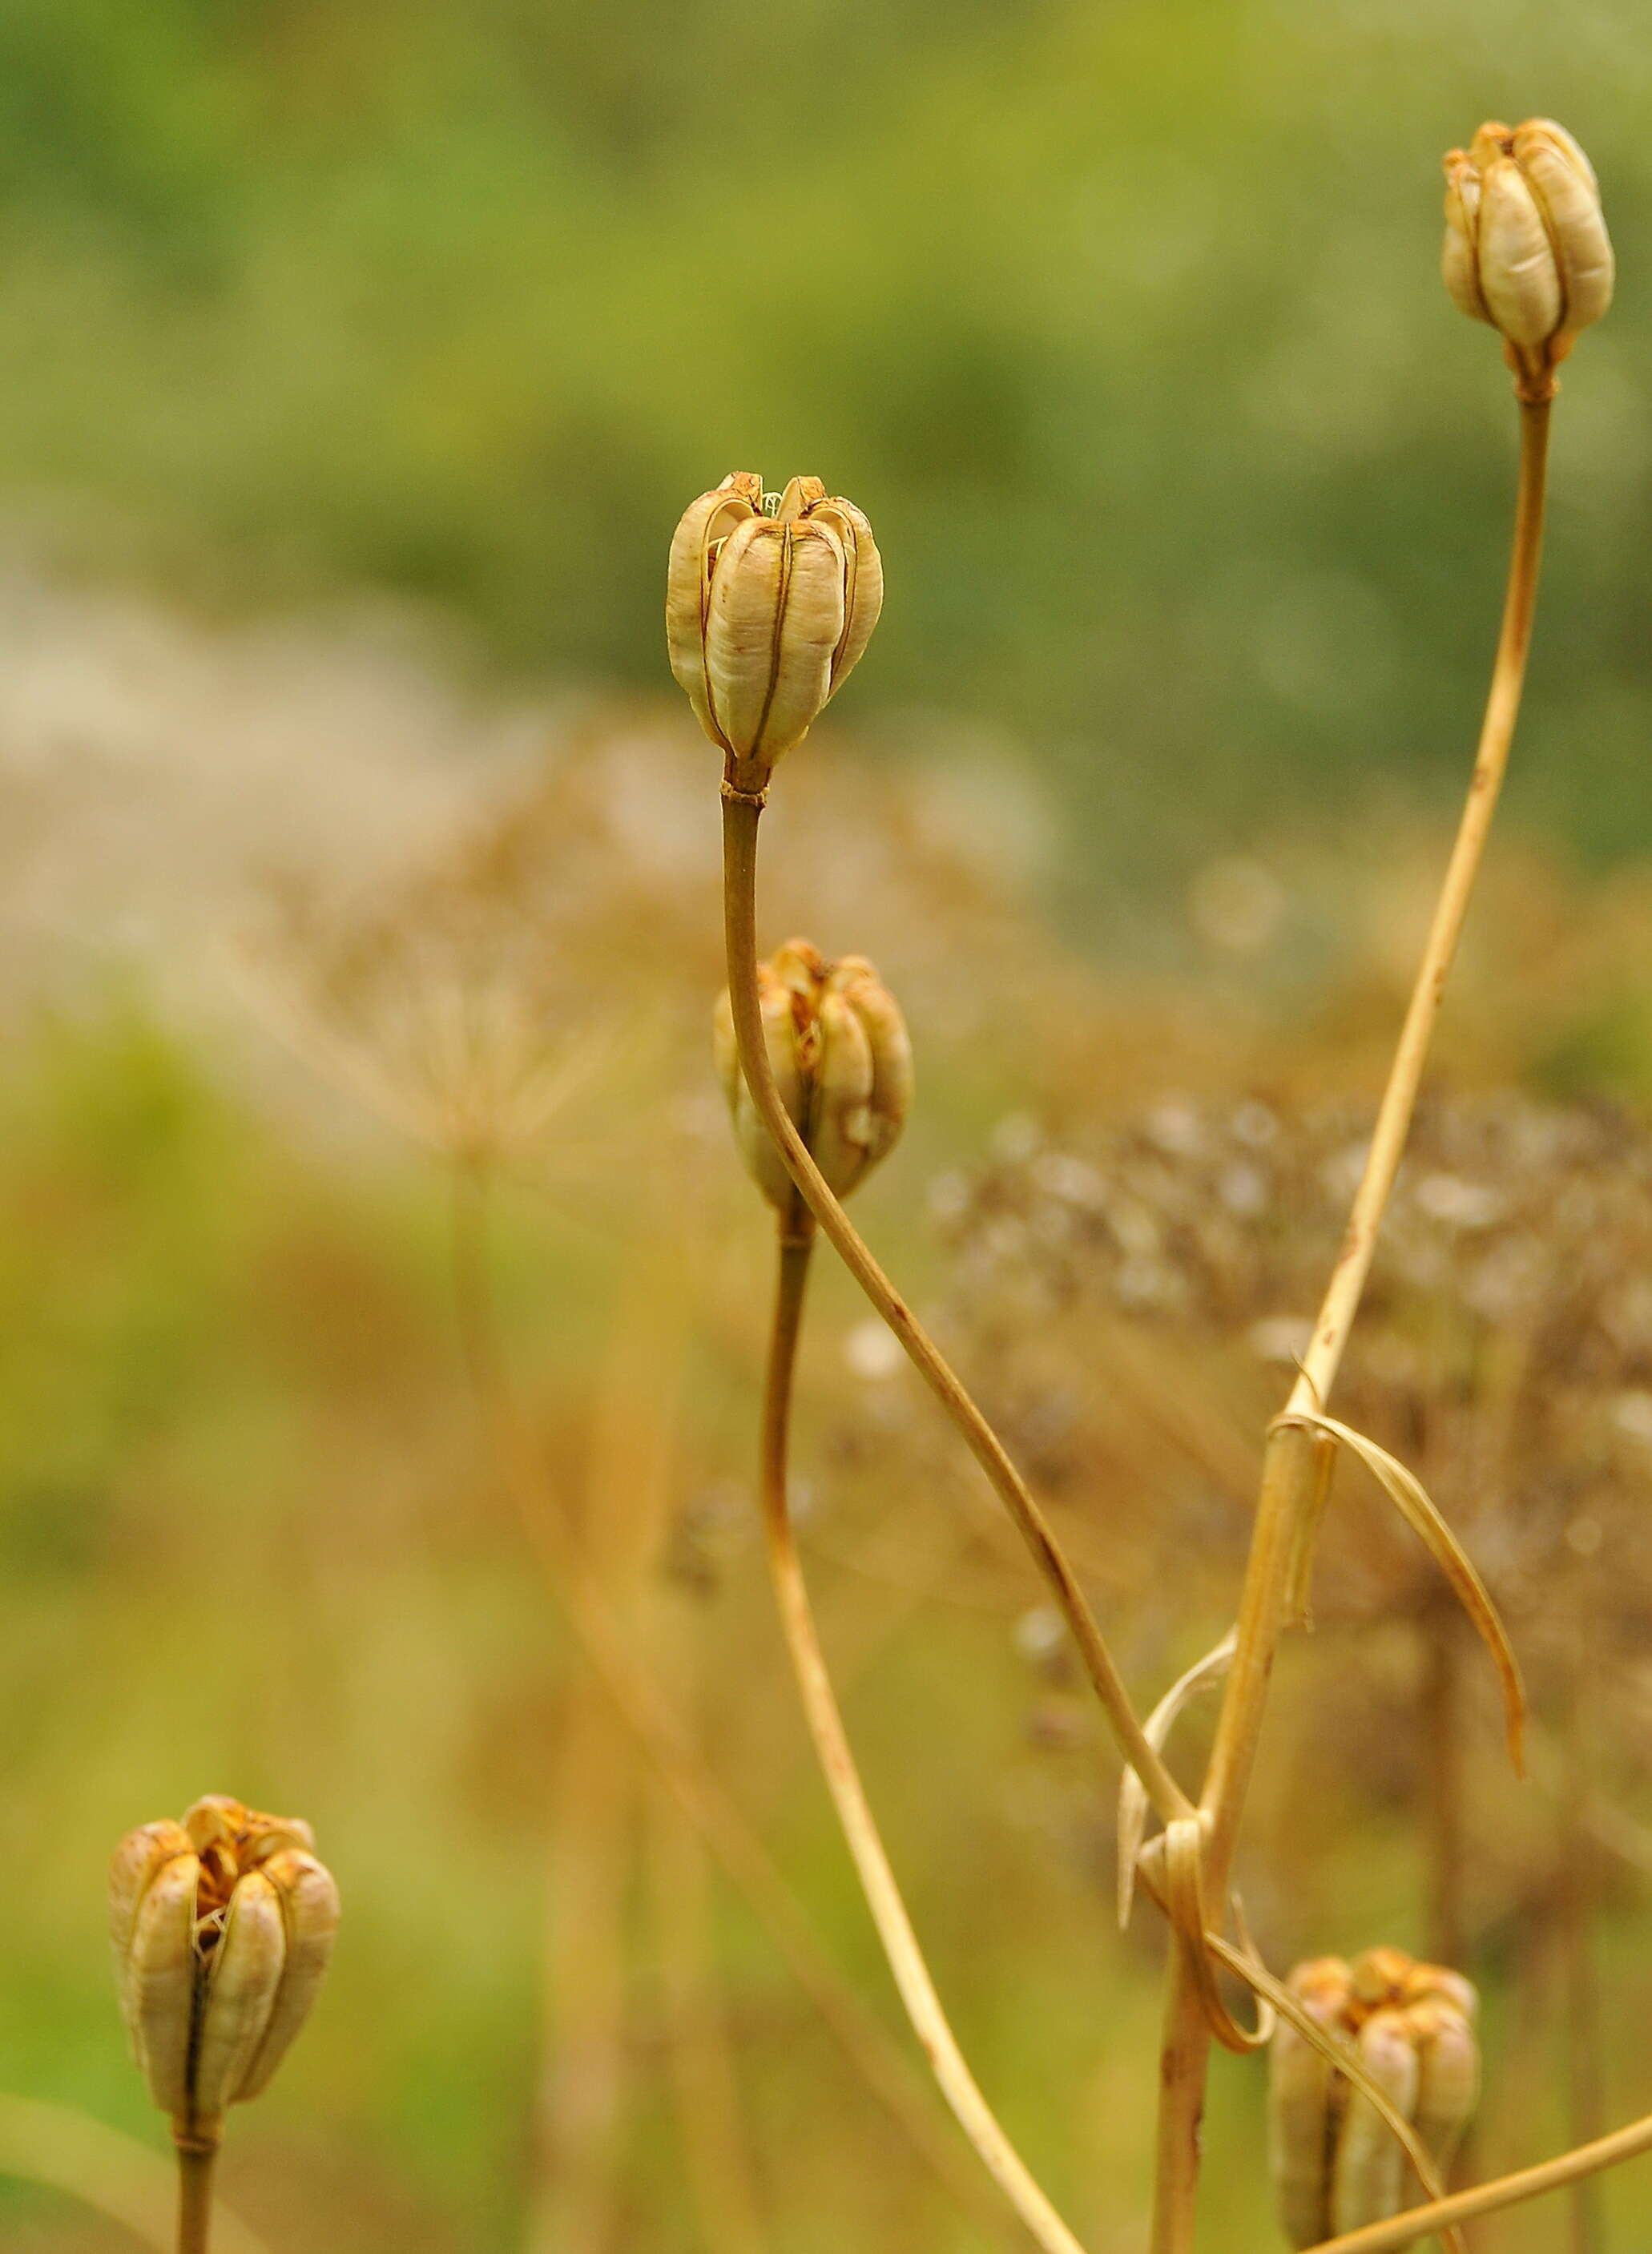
[
  {"left": 1148, "top": 395, "right": 1553, "bottom": 2253},
  {"left": 1424, "top": 1612, "right": 1466, "bottom": 1968},
  {"left": 720, "top": 793, "right": 1189, "bottom": 1833},
  {"left": 445, "top": 1161, "right": 1014, "bottom": 2236},
  {"left": 759, "top": 1228, "right": 1091, "bottom": 2254},
  {"left": 1305, "top": 2112, "right": 1652, "bottom": 2253},
  {"left": 174, "top": 2135, "right": 218, "bottom": 2254}
]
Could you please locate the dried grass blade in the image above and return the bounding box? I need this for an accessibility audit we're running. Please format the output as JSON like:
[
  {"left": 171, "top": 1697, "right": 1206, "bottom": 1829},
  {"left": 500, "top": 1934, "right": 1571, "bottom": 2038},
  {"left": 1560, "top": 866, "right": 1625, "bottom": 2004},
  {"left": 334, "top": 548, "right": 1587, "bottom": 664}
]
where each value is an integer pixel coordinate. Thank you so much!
[{"left": 1279, "top": 1413, "right": 1525, "bottom": 1775}]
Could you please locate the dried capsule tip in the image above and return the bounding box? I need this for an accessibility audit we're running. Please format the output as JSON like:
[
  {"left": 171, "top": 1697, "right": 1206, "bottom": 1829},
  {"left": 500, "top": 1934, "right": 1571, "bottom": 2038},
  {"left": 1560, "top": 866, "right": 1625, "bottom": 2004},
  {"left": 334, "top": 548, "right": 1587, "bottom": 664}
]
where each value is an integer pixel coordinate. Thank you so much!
[
  {"left": 714, "top": 941, "right": 913, "bottom": 1226},
  {"left": 1267, "top": 1947, "right": 1480, "bottom": 2248},
  {"left": 1440, "top": 115, "right": 1613, "bottom": 400},
  {"left": 667, "top": 471, "right": 883, "bottom": 793},
  {"left": 110, "top": 1798, "right": 339, "bottom": 2143}
]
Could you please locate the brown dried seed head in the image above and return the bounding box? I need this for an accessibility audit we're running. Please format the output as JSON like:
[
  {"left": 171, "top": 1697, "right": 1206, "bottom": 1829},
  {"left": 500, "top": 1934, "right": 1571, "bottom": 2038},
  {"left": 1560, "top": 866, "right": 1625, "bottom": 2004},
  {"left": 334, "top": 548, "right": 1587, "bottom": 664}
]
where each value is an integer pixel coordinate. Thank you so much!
[
  {"left": 110, "top": 1800, "right": 338, "bottom": 2134},
  {"left": 667, "top": 473, "right": 883, "bottom": 790},
  {"left": 1330, "top": 2009, "right": 1421, "bottom": 2235},
  {"left": 1268, "top": 1959, "right": 1355, "bottom": 2248},
  {"left": 1441, "top": 117, "right": 1612, "bottom": 397},
  {"left": 714, "top": 941, "right": 912, "bottom": 1218}
]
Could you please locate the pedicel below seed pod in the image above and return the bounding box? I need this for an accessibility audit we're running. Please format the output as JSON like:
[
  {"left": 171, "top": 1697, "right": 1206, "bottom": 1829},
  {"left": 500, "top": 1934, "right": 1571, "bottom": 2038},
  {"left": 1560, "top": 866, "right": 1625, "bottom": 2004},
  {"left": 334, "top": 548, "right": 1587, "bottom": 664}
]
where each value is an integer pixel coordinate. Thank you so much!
[
  {"left": 1442, "top": 117, "right": 1613, "bottom": 400},
  {"left": 667, "top": 472, "right": 883, "bottom": 793},
  {"left": 111, "top": 1796, "right": 340, "bottom": 2151},
  {"left": 714, "top": 939, "right": 913, "bottom": 1231}
]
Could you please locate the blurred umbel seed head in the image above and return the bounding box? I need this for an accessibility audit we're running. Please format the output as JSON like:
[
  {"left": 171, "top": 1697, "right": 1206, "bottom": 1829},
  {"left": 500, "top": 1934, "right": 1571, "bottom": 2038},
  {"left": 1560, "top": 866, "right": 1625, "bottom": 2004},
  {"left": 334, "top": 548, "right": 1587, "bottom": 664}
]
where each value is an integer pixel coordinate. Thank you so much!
[
  {"left": 714, "top": 939, "right": 912, "bottom": 1230},
  {"left": 1443, "top": 119, "right": 1613, "bottom": 399},
  {"left": 667, "top": 474, "right": 883, "bottom": 793},
  {"left": 111, "top": 1796, "right": 340, "bottom": 2146},
  {"left": 1267, "top": 1948, "right": 1480, "bottom": 2248}
]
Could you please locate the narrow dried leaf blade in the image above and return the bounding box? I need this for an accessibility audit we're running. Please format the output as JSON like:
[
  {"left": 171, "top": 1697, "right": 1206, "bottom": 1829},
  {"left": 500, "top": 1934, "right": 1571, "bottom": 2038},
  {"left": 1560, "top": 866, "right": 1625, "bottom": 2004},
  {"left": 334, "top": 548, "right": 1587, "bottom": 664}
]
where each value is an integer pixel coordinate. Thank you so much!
[{"left": 1118, "top": 1630, "right": 1235, "bottom": 1930}]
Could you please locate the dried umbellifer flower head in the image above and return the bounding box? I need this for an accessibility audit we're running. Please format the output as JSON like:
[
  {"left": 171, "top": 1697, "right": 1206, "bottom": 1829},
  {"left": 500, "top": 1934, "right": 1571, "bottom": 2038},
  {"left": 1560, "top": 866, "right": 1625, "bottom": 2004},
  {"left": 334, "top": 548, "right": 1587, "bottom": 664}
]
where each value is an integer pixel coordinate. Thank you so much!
[
  {"left": 1267, "top": 1947, "right": 1480, "bottom": 2248},
  {"left": 714, "top": 938, "right": 912, "bottom": 1230},
  {"left": 1442, "top": 118, "right": 1613, "bottom": 399},
  {"left": 111, "top": 1796, "right": 340, "bottom": 2149},
  {"left": 667, "top": 473, "right": 883, "bottom": 792}
]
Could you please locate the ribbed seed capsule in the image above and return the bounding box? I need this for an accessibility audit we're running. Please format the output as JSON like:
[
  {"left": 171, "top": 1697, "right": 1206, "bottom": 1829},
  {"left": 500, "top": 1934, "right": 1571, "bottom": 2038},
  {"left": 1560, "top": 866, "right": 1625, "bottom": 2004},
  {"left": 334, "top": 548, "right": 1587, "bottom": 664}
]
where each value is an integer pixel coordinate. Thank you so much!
[
  {"left": 667, "top": 472, "right": 883, "bottom": 791},
  {"left": 1441, "top": 117, "right": 1613, "bottom": 397},
  {"left": 1268, "top": 1949, "right": 1481, "bottom": 2248},
  {"left": 1268, "top": 1958, "right": 1353, "bottom": 2249},
  {"left": 1330, "top": 2009, "right": 1421, "bottom": 2234},
  {"left": 714, "top": 939, "right": 913, "bottom": 1227},
  {"left": 110, "top": 1797, "right": 339, "bottom": 2145}
]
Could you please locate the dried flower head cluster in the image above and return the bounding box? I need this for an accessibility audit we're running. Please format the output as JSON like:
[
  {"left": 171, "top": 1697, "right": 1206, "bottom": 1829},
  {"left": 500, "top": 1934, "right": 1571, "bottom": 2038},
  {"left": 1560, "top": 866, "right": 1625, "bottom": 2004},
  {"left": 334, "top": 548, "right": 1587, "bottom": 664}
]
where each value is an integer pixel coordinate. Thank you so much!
[
  {"left": 1269, "top": 1949, "right": 1479, "bottom": 2246},
  {"left": 111, "top": 1797, "right": 339, "bottom": 2147},
  {"left": 667, "top": 474, "right": 883, "bottom": 792},
  {"left": 1443, "top": 119, "right": 1613, "bottom": 399},
  {"left": 714, "top": 938, "right": 912, "bottom": 1232}
]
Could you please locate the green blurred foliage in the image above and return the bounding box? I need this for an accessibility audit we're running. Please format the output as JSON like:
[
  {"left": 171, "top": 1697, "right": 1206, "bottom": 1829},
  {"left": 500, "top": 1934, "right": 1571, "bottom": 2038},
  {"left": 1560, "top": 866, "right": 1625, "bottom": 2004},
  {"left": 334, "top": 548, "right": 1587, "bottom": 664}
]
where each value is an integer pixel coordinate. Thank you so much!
[{"left": 0, "top": 0, "right": 1648, "bottom": 883}]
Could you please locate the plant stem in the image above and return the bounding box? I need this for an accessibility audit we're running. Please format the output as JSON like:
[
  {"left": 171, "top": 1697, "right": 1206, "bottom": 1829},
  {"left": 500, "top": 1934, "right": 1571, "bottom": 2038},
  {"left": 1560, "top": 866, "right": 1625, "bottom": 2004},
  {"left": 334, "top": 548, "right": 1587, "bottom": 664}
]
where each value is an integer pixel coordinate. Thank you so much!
[
  {"left": 1147, "top": 395, "right": 1553, "bottom": 2252},
  {"left": 759, "top": 1228, "right": 1092, "bottom": 2254},
  {"left": 174, "top": 2133, "right": 218, "bottom": 2254},
  {"left": 720, "top": 792, "right": 1189, "bottom": 1832},
  {"left": 445, "top": 1161, "right": 1017, "bottom": 2236}
]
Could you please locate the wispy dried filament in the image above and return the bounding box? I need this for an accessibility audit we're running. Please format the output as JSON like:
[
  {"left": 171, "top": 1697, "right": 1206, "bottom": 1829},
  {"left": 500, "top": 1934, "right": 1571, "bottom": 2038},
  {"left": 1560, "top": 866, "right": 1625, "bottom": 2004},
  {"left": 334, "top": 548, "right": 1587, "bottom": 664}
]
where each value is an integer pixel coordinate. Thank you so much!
[
  {"left": 667, "top": 473, "right": 883, "bottom": 790},
  {"left": 1268, "top": 1950, "right": 1480, "bottom": 2248},
  {"left": 714, "top": 938, "right": 912, "bottom": 1232},
  {"left": 1443, "top": 119, "right": 1612, "bottom": 397},
  {"left": 111, "top": 1797, "right": 340, "bottom": 2146}
]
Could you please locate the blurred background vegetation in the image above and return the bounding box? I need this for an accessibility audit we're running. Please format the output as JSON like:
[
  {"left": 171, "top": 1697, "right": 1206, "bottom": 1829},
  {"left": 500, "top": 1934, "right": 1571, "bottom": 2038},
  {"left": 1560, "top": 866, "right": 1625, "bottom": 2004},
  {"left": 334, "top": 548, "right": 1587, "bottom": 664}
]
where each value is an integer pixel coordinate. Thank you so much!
[{"left": 3, "top": 2, "right": 1652, "bottom": 2249}]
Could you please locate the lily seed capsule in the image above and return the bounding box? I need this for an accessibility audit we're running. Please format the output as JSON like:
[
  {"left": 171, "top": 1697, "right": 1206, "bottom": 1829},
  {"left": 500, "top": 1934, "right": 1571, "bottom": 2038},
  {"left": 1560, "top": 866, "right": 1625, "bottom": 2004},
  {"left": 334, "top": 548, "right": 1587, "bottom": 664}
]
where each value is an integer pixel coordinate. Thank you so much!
[
  {"left": 111, "top": 1797, "right": 340, "bottom": 2150},
  {"left": 667, "top": 472, "right": 883, "bottom": 792},
  {"left": 1442, "top": 117, "right": 1613, "bottom": 399},
  {"left": 714, "top": 939, "right": 912, "bottom": 1230}
]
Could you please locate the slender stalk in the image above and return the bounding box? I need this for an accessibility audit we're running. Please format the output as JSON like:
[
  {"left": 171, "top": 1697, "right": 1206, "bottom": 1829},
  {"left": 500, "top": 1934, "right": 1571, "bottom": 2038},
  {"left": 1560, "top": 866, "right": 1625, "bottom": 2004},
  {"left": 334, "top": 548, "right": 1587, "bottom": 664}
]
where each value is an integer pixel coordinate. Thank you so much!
[
  {"left": 759, "top": 1228, "right": 1091, "bottom": 2254},
  {"left": 445, "top": 1162, "right": 1015, "bottom": 2236},
  {"left": 174, "top": 2135, "right": 218, "bottom": 2254},
  {"left": 720, "top": 792, "right": 1190, "bottom": 1833},
  {"left": 1423, "top": 1611, "right": 1466, "bottom": 1968},
  {"left": 1148, "top": 396, "right": 1553, "bottom": 2252},
  {"left": 1305, "top": 2112, "right": 1652, "bottom": 2253}
]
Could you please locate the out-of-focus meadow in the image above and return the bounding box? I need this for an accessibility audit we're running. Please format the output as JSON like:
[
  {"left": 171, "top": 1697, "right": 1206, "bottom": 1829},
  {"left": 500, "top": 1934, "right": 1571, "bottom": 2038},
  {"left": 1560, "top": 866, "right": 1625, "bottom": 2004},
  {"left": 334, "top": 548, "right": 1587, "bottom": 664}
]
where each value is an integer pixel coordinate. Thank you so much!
[{"left": 4, "top": 3, "right": 1652, "bottom": 2250}]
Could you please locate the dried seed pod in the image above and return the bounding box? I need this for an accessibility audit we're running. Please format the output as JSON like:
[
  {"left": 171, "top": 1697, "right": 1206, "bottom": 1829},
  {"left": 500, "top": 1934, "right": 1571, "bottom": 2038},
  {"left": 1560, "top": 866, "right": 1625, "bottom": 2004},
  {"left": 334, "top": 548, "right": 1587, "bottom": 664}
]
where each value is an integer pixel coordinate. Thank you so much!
[
  {"left": 1330, "top": 2008, "right": 1421, "bottom": 2234},
  {"left": 1268, "top": 1958, "right": 1353, "bottom": 2248},
  {"left": 1408, "top": 1994, "right": 1481, "bottom": 2173},
  {"left": 714, "top": 940, "right": 912, "bottom": 1225},
  {"left": 110, "top": 1797, "right": 339, "bottom": 2145},
  {"left": 667, "top": 472, "right": 883, "bottom": 790},
  {"left": 1442, "top": 117, "right": 1613, "bottom": 397}
]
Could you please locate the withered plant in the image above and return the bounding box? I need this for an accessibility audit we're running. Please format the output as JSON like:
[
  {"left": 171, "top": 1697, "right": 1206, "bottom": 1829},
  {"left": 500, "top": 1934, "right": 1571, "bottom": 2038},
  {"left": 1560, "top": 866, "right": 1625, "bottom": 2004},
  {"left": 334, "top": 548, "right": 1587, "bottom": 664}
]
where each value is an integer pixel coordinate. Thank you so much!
[{"left": 673, "top": 118, "right": 1651, "bottom": 2252}]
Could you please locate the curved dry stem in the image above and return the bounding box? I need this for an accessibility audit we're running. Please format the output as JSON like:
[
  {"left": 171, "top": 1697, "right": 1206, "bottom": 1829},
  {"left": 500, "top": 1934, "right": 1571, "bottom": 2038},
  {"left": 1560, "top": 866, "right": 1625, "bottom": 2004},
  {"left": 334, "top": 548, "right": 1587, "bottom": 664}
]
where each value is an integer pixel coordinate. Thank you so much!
[
  {"left": 760, "top": 1230, "right": 1092, "bottom": 2254},
  {"left": 445, "top": 1163, "right": 1014, "bottom": 2237},
  {"left": 721, "top": 792, "right": 1189, "bottom": 1832},
  {"left": 1148, "top": 396, "right": 1554, "bottom": 2254}
]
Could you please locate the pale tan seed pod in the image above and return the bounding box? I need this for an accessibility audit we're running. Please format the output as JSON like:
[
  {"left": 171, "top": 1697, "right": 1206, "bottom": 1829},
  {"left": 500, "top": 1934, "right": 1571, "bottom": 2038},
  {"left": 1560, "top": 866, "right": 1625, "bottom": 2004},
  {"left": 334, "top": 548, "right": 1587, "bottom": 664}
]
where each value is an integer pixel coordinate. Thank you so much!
[
  {"left": 123, "top": 1849, "right": 202, "bottom": 2117},
  {"left": 235, "top": 1848, "right": 342, "bottom": 2101},
  {"left": 1441, "top": 117, "right": 1613, "bottom": 397},
  {"left": 1408, "top": 1995, "right": 1481, "bottom": 2173},
  {"left": 1330, "top": 2008, "right": 1421, "bottom": 2234},
  {"left": 1268, "top": 1958, "right": 1353, "bottom": 2248},
  {"left": 714, "top": 939, "right": 912, "bottom": 1220},
  {"left": 191, "top": 1870, "right": 286, "bottom": 2119},
  {"left": 110, "top": 1800, "right": 338, "bottom": 2141},
  {"left": 667, "top": 472, "right": 883, "bottom": 788}
]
